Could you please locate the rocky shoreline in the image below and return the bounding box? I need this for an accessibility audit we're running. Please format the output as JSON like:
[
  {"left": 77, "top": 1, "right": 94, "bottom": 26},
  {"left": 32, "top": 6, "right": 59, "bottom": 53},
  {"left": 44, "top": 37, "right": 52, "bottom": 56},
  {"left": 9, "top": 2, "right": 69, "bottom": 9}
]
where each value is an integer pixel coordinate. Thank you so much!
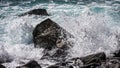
[
  {"left": 15, "top": 51, "right": 120, "bottom": 68},
  {"left": 0, "top": 9, "right": 120, "bottom": 68}
]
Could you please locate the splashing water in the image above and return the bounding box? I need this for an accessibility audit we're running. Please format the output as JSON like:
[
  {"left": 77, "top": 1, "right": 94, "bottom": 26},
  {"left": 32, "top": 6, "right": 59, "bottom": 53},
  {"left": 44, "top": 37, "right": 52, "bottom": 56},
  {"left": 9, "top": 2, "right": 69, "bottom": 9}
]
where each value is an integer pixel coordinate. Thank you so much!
[{"left": 0, "top": 0, "right": 120, "bottom": 68}]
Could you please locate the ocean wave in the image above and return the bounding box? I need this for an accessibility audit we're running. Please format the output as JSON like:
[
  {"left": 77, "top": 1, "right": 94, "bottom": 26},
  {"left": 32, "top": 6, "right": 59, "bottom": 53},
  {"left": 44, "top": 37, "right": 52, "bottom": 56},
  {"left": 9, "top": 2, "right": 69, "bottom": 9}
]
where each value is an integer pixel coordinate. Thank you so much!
[{"left": 0, "top": 0, "right": 120, "bottom": 68}]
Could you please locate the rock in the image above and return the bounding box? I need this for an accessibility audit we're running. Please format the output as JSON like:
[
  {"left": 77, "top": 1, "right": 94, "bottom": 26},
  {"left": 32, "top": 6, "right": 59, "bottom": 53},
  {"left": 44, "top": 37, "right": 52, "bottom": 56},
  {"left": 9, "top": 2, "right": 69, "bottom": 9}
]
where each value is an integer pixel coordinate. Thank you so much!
[
  {"left": 113, "top": 50, "right": 120, "bottom": 57},
  {"left": 66, "top": 57, "right": 83, "bottom": 67},
  {"left": 33, "top": 18, "right": 74, "bottom": 58},
  {"left": 106, "top": 63, "right": 120, "bottom": 68},
  {"left": 69, "top": 66, "right": 74, "bottom": 68},
  {"left": 46, "top": 52, "right": 107, "bottom": 68},
  {"left": 70, "top": 52, "right": 106, "bottom": 68},
  {"left": 0, "top": 64, "right": 6, "bottom": 68},
  {"left": 104, "top": 59, "right": 120, "bottom": 68},
  {"left": 80, "top": 63, "right": 100, "bottom": 68},
  {"left": 47, "top": 65, "right": 59, "bottom": 68},
  {"left": 19, "top": 9, "right": 49, "bottom": 16},
  {"left": 16, "top": 60, "right": 41, "bottom": 68},
  {"left": 47, "top": 65, "right": 73, "bottom": 68},
  {"left": 80, "top": 52, "right": 106, "bottom": 65},
  {"left": 33, "top": 18, "right": 73, "bottom": 49},
  {"left": 47, "top": 63, "right": 74, "bottom": 68},
  {"left": 47, "top": 58, "right": 82, "bottom": 68}
]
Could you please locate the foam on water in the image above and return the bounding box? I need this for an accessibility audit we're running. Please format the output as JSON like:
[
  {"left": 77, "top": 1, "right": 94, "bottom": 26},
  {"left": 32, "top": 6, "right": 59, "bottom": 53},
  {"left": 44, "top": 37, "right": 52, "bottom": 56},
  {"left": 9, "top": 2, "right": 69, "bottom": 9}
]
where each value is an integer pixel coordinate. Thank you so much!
[{"left": 0, "top": 0, "right": 120, "bottom": 68}]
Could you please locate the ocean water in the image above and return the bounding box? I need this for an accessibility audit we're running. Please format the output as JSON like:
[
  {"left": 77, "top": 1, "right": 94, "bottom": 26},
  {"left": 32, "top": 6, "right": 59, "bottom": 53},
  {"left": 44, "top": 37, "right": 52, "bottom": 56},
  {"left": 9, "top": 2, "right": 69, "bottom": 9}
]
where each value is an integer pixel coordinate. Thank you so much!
[{"left": 0, "top": 0, "right": 120, "bottom": 68}]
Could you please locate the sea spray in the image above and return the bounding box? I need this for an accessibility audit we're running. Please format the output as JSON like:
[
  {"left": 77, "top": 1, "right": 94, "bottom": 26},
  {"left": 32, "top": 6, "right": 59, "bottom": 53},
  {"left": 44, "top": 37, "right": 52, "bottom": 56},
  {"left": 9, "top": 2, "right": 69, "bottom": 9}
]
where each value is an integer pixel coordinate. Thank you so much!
[{"left": 0, "top": 0, "right": 120, "bottom": 68}]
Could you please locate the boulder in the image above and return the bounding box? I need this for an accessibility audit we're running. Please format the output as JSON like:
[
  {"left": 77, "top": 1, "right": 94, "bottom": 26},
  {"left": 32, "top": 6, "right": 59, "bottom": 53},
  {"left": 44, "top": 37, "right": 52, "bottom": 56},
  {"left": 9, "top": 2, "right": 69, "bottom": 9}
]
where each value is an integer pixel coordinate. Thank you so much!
[
  {"left": 106, "top": 63, "right": 120, "bottom": 68},
  {"left": 80, "top": 63, "right": 100, "bottom": 68},
  {"left": 0, "top": 64, "right": 6, "bottom": 68},
  {"left": 76, "top": 52, "right": 107, "bottom": 68},
  {"left": 47, "top": 65, "right": 73, "bottom": 68},
  {"left": 47, "top": 57, "right": 82, "bottom": 68},
  {"left": 33, "top": 18, "right": 74, "bottom": 58},
  {"left": 80, "top": 52, "right": 106, "bottom": 65},
  {"left": 33, "top": 18, "right": 73, "bottom": 49},
  {"left": 104, "top": 59, "right": 120, "bottom": 68},
  {"left": 16, "top": 60, "right": 41, "bottom": 68},
  {"left": 47, "top": 63, "right": 74, "bottom": 68},
  {"left": 47, "top": 65, "right": 59, "bottom": 68},
  {"left": 19, "top": 9, "right": 49, "bottom": 16},
  {"left": 46, "top": 52, "right": 107, "bottom": 68},
  {"left": 113, "top": 50, "right": 120, "bottom": 57}
]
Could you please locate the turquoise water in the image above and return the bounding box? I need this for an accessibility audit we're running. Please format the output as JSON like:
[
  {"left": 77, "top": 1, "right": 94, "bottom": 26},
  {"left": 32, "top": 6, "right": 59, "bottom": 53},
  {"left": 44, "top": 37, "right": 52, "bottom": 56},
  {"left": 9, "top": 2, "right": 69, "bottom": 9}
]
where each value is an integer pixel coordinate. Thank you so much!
[{"left": 0, "top": 0, "right": 120, "bottom": 68}]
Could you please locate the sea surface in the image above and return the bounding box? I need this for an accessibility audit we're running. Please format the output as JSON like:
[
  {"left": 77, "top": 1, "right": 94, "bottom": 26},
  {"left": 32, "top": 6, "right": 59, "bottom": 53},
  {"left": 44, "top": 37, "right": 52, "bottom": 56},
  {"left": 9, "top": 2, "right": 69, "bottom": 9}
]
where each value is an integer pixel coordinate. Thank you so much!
[{"left": 0, "top": 0, "right": 120, "bottom": 68}]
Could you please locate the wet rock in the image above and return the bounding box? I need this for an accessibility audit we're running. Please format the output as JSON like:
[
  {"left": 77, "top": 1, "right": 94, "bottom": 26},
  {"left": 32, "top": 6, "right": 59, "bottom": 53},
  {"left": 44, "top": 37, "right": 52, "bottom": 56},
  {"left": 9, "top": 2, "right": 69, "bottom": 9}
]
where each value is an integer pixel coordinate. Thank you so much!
[
  {"left": 106, "top": 63, "right": 120, "bottom": 68},
  {"left": 113, "top": 50, "right": 120, "bottom": 57},
  {"left": 16, "top": 60, "right": 41, "bottom": 68},
  {"left": 80, "top": 52, "right": 106, "bottom": 65},
  {"left": 33, "top": 18, "right": 73, "bottom": 49},
  {"left": 104, "top": 59, "right": 120, "bottom": 68},
  {"left": 19, "top": 9, "right": 49, "bottom": 16},
  {"left": 47, "top": 65, "right": 59, "bottom": 68},
  {"left": 69, "top": 66, "right": 74, "bottom": 68},
  {"left": 33, "top": 18, "right": 74, "bottom": 58},
  {"left": 0, "top": 64, "right": 6, "bottom": 68},
  {"left": 47, "top": 58, "right": 81, "bottom": 68},
  {"left": 66, "top": 57, "right": 83, "bottom": 67},
  {"left": 47, "top": 63, "right": 74, "bottom": 68},
  {"left": 46, "top": 52, "right": 109, "bottom": 68},
  {"left": 80, "top": 63, "right": 100, "bottom": 68}
]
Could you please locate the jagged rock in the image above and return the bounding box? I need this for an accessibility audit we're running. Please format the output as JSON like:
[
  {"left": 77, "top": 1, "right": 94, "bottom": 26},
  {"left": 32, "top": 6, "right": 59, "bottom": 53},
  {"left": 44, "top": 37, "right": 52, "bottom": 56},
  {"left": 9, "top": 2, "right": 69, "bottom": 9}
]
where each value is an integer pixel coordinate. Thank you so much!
[
  {"left": 47, "top": 52, "right": 120, "bottom": 68},
  {"left": 80, "top": 63, "right": 100, "bottom": 68},
  {"left": 19, "top": 9, "right": 49, "bottom": 16},
  {"left": 33, "top": 18, "right": 73, "bottom": 49},
  {"left": 106, "top": 63, "right": 120, "bottom": 68},
  {"left": 104, "top": 58, "right": 120, "bottom": 68},
  {"left": 80, "top": 52, "right": 106, "bottom": 65},
  {"left": 16, "top": 60, "right": 41, "bottom": 68},
  {"left": 0, "top": 64, "right": 6, "bottom": 68},
  {"left": 47, "top": 63, "right": 74, "bottom": 68},
  {"left": 69, "top": 52, "right": 106, "bottom": 68},
  {"left": 47, "top": 65, "right": 59, "bottom": 68},
  {"left": 33, "top": 18, "right": 74, "bottom": 58},
  {"left": 113, "top": 50, "right": 120, "bottom": 57},
  {"left": 47, "top": 65, "right": 73, "bottom": 68},
  {"left": 75, "top": 52, "right": 106, "bottom": 68},
  {"left": 46, "top": 52, "right": 106, "bottom": 68},
  {"left": 47, "top": 57, "right": 82, "bottom": 68}
]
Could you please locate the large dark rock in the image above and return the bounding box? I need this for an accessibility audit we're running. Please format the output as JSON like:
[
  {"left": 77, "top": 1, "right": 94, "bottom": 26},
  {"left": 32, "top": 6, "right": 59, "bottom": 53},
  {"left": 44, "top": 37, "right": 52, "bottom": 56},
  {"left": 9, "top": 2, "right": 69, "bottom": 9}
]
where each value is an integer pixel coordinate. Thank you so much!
[
  {"left": 101, "top": 58, "right": 120, "bottom": 68},
  {"left": 47, "top": 62, "right": 74, "bottom": 68},
  {"left": 33, "top": 18, "right": 73, "bottom": 49},
  {"left": 80, "top": 52, "right": 106, "bottom": 65},
  {"left": 47, "top": 52, "right": 120, "bottom": 68},
  {"left": 47, "top": 57, "right": 83, "bottom": 68},
  {"left": 33, "top": 18, "right": 74, "bottom": 58},
  {"left": 0, "top": 64, "right": 6, "bottom": 68},
  {"left": 47, "top": 65, "right": 59, "bottom": 68},
  {"left": 62, "top": 52, "right": 106, "bottom": 68},
  {"left": 109, "top": 64, "right": 120, "bottom": 68},
  {"left": 19, "top": 9, "right": 49, "bottom": 16},
  {"left": 113, "top": 50, "right": 120, "bottom": 57},
  {"left": 80, "top": 63, "right": 100, "bottom": 68},
  {"left": 16, "top": 60, "right": 41, "bottom": 68}
]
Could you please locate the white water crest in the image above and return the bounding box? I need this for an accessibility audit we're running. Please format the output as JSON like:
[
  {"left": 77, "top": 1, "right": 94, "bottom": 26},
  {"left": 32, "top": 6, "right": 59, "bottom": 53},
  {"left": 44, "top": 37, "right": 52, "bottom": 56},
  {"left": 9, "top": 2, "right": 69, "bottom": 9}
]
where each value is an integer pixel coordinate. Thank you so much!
[{"left": 0, "top": 0, "right": 120, "bottom": 68}]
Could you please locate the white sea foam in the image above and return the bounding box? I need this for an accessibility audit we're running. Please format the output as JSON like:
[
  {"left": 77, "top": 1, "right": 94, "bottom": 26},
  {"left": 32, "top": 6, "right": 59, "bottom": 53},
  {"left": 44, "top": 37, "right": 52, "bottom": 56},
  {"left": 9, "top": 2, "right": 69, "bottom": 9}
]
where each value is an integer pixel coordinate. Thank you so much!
[{"left": 0, "top": 1, "right": 120, "bottom": 68}]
